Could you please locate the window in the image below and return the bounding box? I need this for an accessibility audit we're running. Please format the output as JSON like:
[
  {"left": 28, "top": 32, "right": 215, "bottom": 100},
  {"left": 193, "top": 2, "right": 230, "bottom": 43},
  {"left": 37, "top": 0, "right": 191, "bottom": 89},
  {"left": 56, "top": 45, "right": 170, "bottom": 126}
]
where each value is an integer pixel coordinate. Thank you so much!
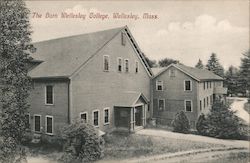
[
  {"left": 185, "top": 100, "right": 192, "bottom": 112},
  {"left": 156, "top": 80, "right": 163, "bottom": 91},
  {"left": 93, "top": 110, "right": 99, "bottom": 127},
  {"left": 121, "top": 32, "right": 126, "bottom": 46},
  {"left": 34, "top": 115, "right": 41, "bottom": 132},
  {"left": 184, "top": 80, "right": 192, "bottom": 91},
  {"left": 169, "top": 69, "right": 176, "bottom": 77},
  {"left": 200, "top": 100, "right": 202, "bottom": 111},
  {"left": 117, "top": 58, "right": 122, "bottom": 72},
  {"left": 158, "top": 99, "right": 165, "bottom": 111},
  {"left": 207, "top": 97, "right": 209, "bottom": 106},
  {"left": 207, "top": 81, "right": 209, "bottom": 89},
  {"left": 124, "top": 59, "right": 129, "bottom": 72},
  {"left": 103, "top": 55, "right": 109, "bottom": 71},
  {"left": 46, "top": 115, "right": 53, "bottom": 135},
  {"left": 80, "top": 112, "right": 88, "bottom": 123},
  {"left": 135, "top": 61, "right": 139, "bottom": 73},
  {"left": 25, "top": 114, "right": 30, "bottom": 129},
  {"left": 210, "top": 82, "right": 212, "bottom": 88},
  {"left": 203, "top": 82, "right": 206, "bottom": 90},
  {"left": 203, "top": 98, "right": 206, "bottom": 108},
  {"left": 210, "top": 95, "right": 213, "bottom": 105},
  {"left": 104, "top": 108, "right": 110, "bottom": 124},
  {"left": 46, "top": 85, "right": 53, "bottom": 105}
]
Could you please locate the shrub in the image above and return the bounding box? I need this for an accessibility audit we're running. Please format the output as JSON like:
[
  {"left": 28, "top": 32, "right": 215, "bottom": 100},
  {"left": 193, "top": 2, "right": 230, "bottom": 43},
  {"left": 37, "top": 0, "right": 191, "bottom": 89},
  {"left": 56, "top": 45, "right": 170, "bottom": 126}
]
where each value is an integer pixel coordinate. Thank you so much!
[
  {"left": 59, "top": 121, "right": 104, "bottom": 163},
  {"left": 171, "top": 111, "right": 190, "bottom": 134},
  {"left": 205, "top": 101, "right": 241, "bottom": 139},
  {"left": 196, "top": 114, "right": 209, "bottom": 136}
]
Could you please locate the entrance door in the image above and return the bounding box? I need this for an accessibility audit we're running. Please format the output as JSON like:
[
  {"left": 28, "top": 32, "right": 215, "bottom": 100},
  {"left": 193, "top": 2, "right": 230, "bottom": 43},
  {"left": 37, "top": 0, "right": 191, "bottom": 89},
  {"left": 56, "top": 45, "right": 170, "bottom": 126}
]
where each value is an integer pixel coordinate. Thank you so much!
[{"left": 135, "top": 106, "right": 142, "bottom": 126}]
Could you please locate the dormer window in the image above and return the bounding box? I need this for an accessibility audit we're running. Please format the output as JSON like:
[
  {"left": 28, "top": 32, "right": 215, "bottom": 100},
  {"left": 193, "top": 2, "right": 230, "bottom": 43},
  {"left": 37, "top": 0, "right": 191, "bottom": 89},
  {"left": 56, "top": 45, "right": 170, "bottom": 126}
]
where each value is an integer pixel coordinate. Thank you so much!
[
  {"left": 121, "top": 32, "right": 126, "bottom": 46},
  {"left": 103, "top": 55, "right": 109, "bottom": 71}
]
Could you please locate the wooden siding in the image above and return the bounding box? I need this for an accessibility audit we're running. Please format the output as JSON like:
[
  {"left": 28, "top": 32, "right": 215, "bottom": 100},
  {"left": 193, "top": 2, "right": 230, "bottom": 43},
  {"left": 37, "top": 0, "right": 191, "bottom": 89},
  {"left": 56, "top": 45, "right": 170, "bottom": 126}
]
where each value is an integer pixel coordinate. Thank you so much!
[
  {"left": 28, "top": 80, "right": 69, "bottom": 134},
  {"left": 70, "top": 29, "right": 151, "bottom": 132},
  {"left": 152, "top": 66, "right": 198, "bottom": 127}
]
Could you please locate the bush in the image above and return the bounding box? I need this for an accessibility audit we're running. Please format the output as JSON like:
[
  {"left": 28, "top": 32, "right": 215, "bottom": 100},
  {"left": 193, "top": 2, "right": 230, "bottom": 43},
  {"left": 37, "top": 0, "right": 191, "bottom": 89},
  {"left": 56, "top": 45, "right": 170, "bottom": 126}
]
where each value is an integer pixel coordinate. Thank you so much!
[
  {"left": 196, "top": 114, "right": 209, "bottom": 136},
  {"left": 171, "top": 111, "right": 190, "bottom": 134},
  {"left": 59, "top": 121, "right": 104, "bottom": 163},
  {"left": 200, "top": 101, "right": 241, "bottom": 139}
]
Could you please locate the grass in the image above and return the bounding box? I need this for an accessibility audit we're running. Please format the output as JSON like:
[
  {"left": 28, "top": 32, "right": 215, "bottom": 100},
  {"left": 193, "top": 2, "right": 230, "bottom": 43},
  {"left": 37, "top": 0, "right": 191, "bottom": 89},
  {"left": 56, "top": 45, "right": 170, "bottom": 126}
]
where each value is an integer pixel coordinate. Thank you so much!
[
  {"left": 202, "top": 152, "right": 250, "bottom": 163},
  {"left": 102, "top": 132, "right": 226, "bottom": 160}
]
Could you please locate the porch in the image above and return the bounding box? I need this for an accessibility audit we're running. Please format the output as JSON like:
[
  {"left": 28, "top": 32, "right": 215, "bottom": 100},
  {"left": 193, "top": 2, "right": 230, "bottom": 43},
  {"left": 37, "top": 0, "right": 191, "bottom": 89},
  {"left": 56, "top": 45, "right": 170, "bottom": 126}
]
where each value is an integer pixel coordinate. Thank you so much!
[{"left": 114, "top": 92, "right": 148, "bottom": 133}]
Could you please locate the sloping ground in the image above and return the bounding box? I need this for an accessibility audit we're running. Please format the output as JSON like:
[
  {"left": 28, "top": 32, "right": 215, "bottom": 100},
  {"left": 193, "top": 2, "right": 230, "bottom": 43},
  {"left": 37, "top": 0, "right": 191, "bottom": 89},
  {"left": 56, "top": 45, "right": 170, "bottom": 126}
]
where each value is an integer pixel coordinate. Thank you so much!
[
  {"left": 136, "top": 129, "right": 249, "bottom": 148},
  {"left": 227, "top": 97, "right": 249, "bottom": 124}
]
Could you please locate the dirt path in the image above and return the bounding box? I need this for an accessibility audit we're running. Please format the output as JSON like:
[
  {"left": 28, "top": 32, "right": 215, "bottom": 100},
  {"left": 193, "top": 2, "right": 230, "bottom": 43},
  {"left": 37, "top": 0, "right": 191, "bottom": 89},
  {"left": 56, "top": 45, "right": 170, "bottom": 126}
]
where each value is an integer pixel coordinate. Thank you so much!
[
  {"left": 137, "top": 129, "right": 250, "bottom": 148},
  {"left": 228, "top": 97, "right": 249, "bottom": 124},
  {"left": 151, "top": 149, "right": 249, "bottom": 163}
]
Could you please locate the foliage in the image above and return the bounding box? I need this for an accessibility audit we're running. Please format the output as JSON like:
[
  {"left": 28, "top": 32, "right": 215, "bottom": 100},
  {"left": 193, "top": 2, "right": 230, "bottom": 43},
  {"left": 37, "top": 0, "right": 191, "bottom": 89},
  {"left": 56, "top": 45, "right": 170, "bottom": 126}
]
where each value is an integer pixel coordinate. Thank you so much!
[
  {"left": 195, "top": 59, "right": 204, "bottom": 69},
  {"left": 196, "top": 114, "right": 209, "bottom": 136},
  {"left": 59, "top": 121, "right": 104, "bottom": 163},
  {"left": 158, "top": 58, "right": 180, "bottom": 67},
  {"left": 144, "top": 54, "right": 157, "bottom": 68},
  {"left": 201, "top": 101, "right": 241, "bottom": 139},
  {"left": 239, "top": 50, "right": 250, "bottom": 98},
  {"left": 0, "top": 0, "right": 33, "bottom": 162},
  {"left": 225, "top": 65, "right": 241, "bottom": 95},
  {"left": 206, "top": 53, "right": 224, "bottom": 77},
  {"left": 171, "top": 111, "right": 190, "bottom": 134}
]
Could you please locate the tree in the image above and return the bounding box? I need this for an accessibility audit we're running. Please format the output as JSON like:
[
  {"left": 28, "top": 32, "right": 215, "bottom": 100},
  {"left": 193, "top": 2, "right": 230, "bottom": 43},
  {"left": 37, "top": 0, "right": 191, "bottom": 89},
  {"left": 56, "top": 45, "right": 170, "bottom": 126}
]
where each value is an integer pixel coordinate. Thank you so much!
[
  {"left": 158, "top": 58, "right": 179, "bottom": 67},
  {"left": 205, "top": 101, "right": 241, "bottom": 139},
  {"left": 239, "top": 50, "right": 250, "bottom": 99},
  {"left": 0, "top": 1, "right": 33, "bottom": 162},
  {"left": 171, "top": 111, "right": 190, "bottom": 134},
  {"left": 225, "top": 65, "right": 241, "bottom": 96},
  {"left": 196, "top": 114, "right": 208, "bottom": 136},
  {"left": 144, "top": 55, "right": 157, "bottom": 68},
  {"left": 206, "top": 53, "right": 224, "bottom": 77},
  {"left": 195, "top": 59, "right": 204, "bottom": 69},
  {"left": 59, "top": 121, "right": 104, "bottom": 163}
]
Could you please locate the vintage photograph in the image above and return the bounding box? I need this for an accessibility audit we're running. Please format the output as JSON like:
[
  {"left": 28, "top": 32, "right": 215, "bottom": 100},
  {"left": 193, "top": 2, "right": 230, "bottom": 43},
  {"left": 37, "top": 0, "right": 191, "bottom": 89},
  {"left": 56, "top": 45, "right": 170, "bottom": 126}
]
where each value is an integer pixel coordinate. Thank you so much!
[{"left": 0, "top": 0, "right": 249, "bottom": 163}]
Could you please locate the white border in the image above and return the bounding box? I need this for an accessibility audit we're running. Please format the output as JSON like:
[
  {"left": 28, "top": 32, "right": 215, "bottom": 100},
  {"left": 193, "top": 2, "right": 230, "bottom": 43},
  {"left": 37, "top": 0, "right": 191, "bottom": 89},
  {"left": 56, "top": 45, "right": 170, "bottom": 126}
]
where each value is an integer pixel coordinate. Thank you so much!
[
  {"left": 45, "top": 115, "right": 54, "bottom": 135},
  {"left": 124, "top": 59, "right": 129, "bottom": 72},
  {"left": 103, "top": 55, "right": 110, "bottom": 72},
  {"left": 103, "top": 107, "right": 110, "bottom": 125},
  {"left": 184, "top": 80, "right": 192, "bottom": 91},
  {"left": 117, "top": 57, "right": 123, "bottom": 72},
  {"left": 79, "top": 111, "right": 88, "bottom": 123},
  {"left": 156, "top": 80, "right": 163, "bottom": 91},
  {"left": 158, "top": 99, "right": 165, "bottom": 111},
  {"left": 135, "top": 61, "right": 139, "bottom": 73},
  {"left": 45, "top": 85, "right": 54, "bottom": 105},
  {"left": 92, "top": 109, "right": 100, "bottom": 127},
  {"left": 184, "top": 100, "right": 193, "bottom": 112},
  {"left": 33, "top": 114, "right": 41, "bottom": 132}
]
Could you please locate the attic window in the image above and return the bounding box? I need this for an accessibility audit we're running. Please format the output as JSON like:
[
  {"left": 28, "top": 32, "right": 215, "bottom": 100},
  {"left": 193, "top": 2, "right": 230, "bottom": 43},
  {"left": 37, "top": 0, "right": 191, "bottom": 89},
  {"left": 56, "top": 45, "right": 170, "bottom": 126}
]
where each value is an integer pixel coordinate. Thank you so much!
[
  {"left": 156, "top": 80, "right": 163, "bottom": 91},
  {"left": 103, "top": 55, "right": 109, "bottom": 71},
  {"left": 121, "top": 32, "right": 126, "bottom": 46},
  {"left": 169, "top": 69, "right": 176, "bottom": 77},
  {"left": 135, "top": 61, "right": 139, "bottom": 73}
]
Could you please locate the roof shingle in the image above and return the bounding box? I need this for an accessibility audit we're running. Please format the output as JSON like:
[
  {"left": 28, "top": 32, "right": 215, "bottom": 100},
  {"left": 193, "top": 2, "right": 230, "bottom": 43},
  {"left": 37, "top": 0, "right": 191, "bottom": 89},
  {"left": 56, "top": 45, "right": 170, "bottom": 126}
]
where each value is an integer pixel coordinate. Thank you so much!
[{"left": 28, "top": 27, "right": 124, "bottom": 78}]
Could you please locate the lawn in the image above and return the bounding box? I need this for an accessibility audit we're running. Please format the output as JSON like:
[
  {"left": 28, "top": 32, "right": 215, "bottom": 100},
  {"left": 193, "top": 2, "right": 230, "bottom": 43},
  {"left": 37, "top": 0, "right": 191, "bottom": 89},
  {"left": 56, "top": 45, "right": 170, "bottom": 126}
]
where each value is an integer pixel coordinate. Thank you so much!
[
  {"left": 202, "top": 151, "right": 250, "bottom": 163},
  {"left": 102, "top": 132, "right": 226, "bottom": 161}
]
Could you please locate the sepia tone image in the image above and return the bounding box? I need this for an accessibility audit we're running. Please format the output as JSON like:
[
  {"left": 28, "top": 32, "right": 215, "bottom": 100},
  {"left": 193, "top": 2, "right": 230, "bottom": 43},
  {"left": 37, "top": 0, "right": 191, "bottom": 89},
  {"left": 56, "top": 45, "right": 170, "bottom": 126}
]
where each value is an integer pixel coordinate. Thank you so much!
[{"left": 0, "top": 0, "right": 249, "bottom": 163}]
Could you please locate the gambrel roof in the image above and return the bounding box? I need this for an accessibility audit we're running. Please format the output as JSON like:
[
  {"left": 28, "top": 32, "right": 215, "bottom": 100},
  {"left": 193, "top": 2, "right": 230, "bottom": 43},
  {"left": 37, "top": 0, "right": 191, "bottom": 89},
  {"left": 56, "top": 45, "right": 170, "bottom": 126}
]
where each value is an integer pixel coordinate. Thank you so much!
[
  {"left": 152, "top": 63, "right": 224, "bottom": 81},
  {"left": 29, "top": 26, "right": 153, "bottom": 79}
]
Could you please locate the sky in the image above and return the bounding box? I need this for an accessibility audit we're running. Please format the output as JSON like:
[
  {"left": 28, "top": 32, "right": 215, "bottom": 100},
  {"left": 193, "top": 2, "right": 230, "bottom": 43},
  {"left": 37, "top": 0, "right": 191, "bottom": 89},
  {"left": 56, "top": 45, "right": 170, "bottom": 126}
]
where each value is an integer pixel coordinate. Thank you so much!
[{"left": 26, "top": 0, "right": 249, "bottom": 69}]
